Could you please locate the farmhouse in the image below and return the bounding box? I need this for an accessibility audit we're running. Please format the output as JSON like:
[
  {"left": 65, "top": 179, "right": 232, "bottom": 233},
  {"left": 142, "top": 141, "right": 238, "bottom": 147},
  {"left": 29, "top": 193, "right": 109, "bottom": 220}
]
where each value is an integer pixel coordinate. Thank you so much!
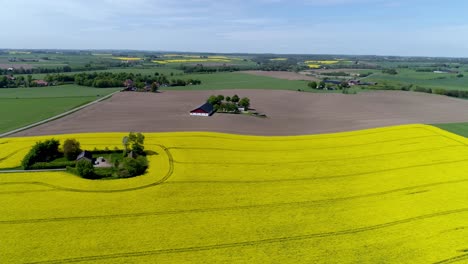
[
  {"left": 348, "top": 80, "right": 360, "bottom": 86},
  {"left": 190, "top": 102, "right": 214, "bottom": 116},
  {"left": 124, "top": 79, "right": 134, "bottom": 88},
  {"left": 76, "top": 151, "right": 93, "bottom": 162},
  {"left": 32, "top": 80, "right": 49, "bottom": 86}
]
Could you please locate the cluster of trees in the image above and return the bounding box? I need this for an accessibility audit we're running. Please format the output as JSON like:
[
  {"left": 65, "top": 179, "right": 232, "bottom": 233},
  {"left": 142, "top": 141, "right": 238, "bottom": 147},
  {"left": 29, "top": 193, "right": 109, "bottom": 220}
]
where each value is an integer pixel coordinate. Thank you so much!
[
  {"left": 22, "top": 139, "right": 61, "bottom": 169},
  {"left": 307, "top": 81, "right": 350, "bottom": 90},
  {"left": 252, "top": 59, "right": 308, "bottom": 72},
  {"left": 0, "top": 75, "right": 50, "bottom": 88},
  {"left": 21, "top": 138, "right": 84, "bottom": 170},
  {"left": 207, "top": 94, "right": 251, "bottom": 113},
  {"left": 382, "top": 69, "right": 398, "bottom": 75},
  {"left": 20, "top": 134, "right": 149, "bottom": 179},
  {"left": 116, "top": 132, "right": 148, "bottom": 178},
  {"left": 178, "top": 64, "right": 247, "bottom": 73},
  {"left": 74, "top": 133, "right": 149, "bottom": 179},
  {"left": 41, "top": 72, "right": 201, "bottom": 88},
  {"left": 0, "top": 65, "right": 109, "bottom": 75},
  {"left": 320, "top": 72, "right": 350, "bottom": 77}
]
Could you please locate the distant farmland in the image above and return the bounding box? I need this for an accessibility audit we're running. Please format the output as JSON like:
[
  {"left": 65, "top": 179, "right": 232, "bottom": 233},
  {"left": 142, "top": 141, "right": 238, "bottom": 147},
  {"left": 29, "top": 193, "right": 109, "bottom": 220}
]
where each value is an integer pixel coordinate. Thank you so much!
[
  {"left": 1, "top": 125, "right": 467, "bottom": 263},
  {"left": 0, "top": 85, "right": 119, "bottom": 133}
]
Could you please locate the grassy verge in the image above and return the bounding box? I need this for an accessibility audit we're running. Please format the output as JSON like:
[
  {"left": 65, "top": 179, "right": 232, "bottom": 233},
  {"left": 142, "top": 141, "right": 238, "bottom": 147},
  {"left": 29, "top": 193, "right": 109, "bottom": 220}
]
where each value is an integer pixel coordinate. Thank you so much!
[{"left": 433, "top": 123, "right": 468, "bottom": 137}]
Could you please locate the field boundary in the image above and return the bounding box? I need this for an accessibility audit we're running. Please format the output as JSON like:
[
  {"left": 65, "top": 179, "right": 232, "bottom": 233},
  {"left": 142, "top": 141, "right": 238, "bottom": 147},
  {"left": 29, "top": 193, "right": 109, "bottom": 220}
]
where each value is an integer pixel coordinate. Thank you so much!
[{"left": 0, "top": 91, "right": 120, "bottom": 138}]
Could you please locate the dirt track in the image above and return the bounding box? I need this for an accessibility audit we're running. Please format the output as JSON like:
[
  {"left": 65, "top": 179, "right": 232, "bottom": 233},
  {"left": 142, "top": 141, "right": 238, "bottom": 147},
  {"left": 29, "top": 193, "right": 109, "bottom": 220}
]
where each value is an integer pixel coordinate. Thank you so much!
[{"left": 12, "top": 90, "right": 468, "bottom": 136}]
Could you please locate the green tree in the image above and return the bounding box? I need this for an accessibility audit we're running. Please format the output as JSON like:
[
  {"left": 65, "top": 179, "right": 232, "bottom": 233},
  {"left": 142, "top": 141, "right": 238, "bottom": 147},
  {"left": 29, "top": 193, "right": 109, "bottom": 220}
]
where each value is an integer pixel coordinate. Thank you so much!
[
  {"left": 216, "top": 95, "right": 225, "bottom": 102},
  {"left": 22, "top": 139, "right": 60, "bottom": 169},
  {"left": 63, "top": 139, "right": 82, "bottom": 161},
  {"left": 226, "top": 96, "right": 231, "bottom": 102},
  {"left": 238, "top": 97, "right": 250, "bottom": 109},
  {"left": 128, "top": 132, "right": 145, "bottom": 155},
  {"left": 118, "top": 156, "right": 148, "bottom": 178},
  {"left": 76, "top": 159, "right": 95, "bottom": 179},
  {"left": 318, "top": 81, "right": 326, "bottom": 89},
  {"left": 308, "top": 81, "right": 317, "bottom": 89},
  {"left": 231, "top": 94, "right": 240, "bottom": 103},
  {"left": 151, "top": 82, "right": 159, "bottom": 92},
  {"left": 340, "top": 81, "right": 350, "bottom": 89},
  {"left": 207, "top": 95, "right": 219, "bottom": 105}
]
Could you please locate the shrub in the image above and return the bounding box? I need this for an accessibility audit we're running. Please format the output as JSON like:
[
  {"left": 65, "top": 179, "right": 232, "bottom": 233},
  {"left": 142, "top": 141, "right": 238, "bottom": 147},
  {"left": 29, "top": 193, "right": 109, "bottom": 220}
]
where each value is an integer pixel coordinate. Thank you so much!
[
  {"left": 63, "top": 139, "right": 82, "bottom": 161},
  {"left": 22, "top": 139, "right": 60, "bottom": 169},
  {"left": 433, "top": 88, "right": 446, "bottom": 95},
  {"left": 413, "top": 86, "right": 432, "bottom": 93},
  {"left": 30, "top": 161, "right": 76, "bottom": 170},
  {"left": 118, "top": 156, "right": 148, "bottom": 178},
  {"left": 76, "top": 159, "right": 95, "bottom": 179}
]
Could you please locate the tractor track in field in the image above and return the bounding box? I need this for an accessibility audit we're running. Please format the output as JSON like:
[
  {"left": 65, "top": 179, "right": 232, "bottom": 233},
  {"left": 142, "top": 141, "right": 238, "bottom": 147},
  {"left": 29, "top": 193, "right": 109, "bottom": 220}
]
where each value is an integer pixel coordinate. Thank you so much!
[
  {"left": 170, "top": 158, "right": 468, "bottom": 184},
  {"left": 0, "top": 147, "right": 29, "bottom": 163},
  {"left": 167, "top": 134, "right": 445, "bottom": 152},
  {"left": 24, "top": 207, "right": 468, "bottom": 264},
  {"left": 171, "top": 144, "right": 464, "bottom": 165},
  {"left": 434, "top": 253, "right": 468, "bottom": 264},
  {"left": 0, "top": 144, "right": 174, "bottom": 193},
  {"left": 2, "top": 177, "right": 468, "bottom": 224},
  {"left": 2, "top": 154, "right": 468, "bottom": 192}
]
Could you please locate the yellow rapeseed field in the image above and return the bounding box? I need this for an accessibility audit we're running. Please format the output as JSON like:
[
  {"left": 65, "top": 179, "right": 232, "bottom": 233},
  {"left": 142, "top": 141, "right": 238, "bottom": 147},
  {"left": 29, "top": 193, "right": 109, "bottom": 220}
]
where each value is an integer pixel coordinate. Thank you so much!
[
  {"left": 153, "top": 58, "right": 231, "bottom": 64},
  {"left": 112, "top": 57, "right": 142, "bottom": 61},
  {"left": 305, "top": 60, "right": 340, "bottom": 64},
  {"left": 270, "top": 58, "right": 288, "bottom": 61},
  {"left": 307, "top": 64, "right": 321, "bottom": 68},
  {"left": 1, "top": 124, "right": 468, "bottom": 263}
]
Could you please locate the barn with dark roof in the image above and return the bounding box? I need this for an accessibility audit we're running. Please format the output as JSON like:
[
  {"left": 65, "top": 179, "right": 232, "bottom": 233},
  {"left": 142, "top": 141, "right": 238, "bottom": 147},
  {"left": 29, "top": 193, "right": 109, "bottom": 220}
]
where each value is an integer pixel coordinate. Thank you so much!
[{"left": 190, "top": 102, "right": 214, "bottom": 117}]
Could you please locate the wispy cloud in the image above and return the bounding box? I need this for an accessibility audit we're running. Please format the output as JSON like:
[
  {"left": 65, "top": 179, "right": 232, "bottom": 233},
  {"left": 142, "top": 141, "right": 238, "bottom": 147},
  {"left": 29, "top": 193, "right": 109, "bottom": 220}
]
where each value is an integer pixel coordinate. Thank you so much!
[{"left": 1, "top": 0, "right": 467, "bottom": 57}]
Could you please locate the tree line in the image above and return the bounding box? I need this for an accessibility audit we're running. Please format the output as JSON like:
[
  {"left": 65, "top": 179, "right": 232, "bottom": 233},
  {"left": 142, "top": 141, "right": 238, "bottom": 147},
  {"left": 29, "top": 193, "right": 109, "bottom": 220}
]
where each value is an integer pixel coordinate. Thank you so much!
[{"left": 1, "top": 72, "right": 202, "bottom": 88}]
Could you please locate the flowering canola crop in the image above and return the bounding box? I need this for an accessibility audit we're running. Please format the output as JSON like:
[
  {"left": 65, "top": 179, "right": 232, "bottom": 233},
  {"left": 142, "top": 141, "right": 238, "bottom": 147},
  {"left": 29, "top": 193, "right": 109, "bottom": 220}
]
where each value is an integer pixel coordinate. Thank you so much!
[{"left": 1, "top": 124, "right": 467, "bottom": 263}]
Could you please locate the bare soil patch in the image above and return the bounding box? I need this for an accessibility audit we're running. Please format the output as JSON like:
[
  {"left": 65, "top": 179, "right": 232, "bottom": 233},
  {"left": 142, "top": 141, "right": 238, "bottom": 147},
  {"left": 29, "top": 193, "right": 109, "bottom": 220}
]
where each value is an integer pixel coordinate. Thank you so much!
[
  {"left": 11, "top": 90, "right": 468, "bottom": 137},
  {"left": 241, "top": 71, "right": 319, "bottom": 81}
]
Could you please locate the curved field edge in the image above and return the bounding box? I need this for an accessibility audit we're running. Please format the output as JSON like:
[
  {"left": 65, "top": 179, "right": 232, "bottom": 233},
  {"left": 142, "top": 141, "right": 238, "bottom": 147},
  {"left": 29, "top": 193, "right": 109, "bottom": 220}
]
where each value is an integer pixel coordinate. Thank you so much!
[
  {"left": 1, "top": 124, "right": 468, "bottom": 263},
  {"left": 434, "top": 122, "right": 468, "bottom": 138}
]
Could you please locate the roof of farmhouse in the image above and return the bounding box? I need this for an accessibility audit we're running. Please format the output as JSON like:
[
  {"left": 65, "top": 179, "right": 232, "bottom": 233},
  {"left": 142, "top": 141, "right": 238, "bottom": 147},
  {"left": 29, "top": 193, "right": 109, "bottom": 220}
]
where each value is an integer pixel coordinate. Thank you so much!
[{"left": 191, "top": 102, "right": 214, "bottom": 113}]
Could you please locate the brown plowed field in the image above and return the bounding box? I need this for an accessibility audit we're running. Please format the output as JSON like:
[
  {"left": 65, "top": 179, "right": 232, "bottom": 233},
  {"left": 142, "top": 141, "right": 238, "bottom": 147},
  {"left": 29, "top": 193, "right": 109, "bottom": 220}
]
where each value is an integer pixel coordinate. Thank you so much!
[{"left": 11, "top": 90, "right": 468, "bottom": 136}]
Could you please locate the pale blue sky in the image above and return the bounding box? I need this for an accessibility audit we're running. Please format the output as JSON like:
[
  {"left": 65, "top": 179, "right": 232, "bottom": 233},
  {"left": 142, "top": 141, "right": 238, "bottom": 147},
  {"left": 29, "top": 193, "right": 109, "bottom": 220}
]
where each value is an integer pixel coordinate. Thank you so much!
[{"left": 2, "top": 0, "right": 468, "bottom": 57}]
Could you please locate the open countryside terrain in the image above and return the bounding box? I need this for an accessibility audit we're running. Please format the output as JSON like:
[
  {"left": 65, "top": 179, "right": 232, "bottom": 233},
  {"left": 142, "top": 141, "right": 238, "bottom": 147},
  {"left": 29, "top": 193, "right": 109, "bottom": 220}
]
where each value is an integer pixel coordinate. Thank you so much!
[
  {"left": 0, "top": 85, "right": 119, "bottom": 133},
  {"left": 240, "top": 70, "right": 320, "bottom": 81},
  {"left": 1, "top": 125, "right": 468, "bottom": 263},
  {"left": 12, "top": 90, "right": 468, "bottom": 137}
]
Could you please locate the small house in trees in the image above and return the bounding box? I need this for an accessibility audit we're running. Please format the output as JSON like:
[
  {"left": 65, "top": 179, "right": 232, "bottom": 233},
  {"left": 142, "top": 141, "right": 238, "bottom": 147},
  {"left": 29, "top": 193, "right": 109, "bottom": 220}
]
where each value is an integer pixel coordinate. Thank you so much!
[
  {"left": 32, "top": 80, "right": 49, "bottom": 86},
  {"left": 190, "top": 102, "right": 214, "bottom": 117},
  {"left": 76, "top": 151, "right": 93, "bottom": 163},
  {"left": 124, "top": 79, "right": 134, "bottom": 88}
]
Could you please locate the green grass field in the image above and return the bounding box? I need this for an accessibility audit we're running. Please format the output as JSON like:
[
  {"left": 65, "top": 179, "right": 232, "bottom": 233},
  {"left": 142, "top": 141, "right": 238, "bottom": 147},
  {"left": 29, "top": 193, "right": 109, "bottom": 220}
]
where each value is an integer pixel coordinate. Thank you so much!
[
  {"left": 433, "top": 122, "right": 468, "bottom": 137},
  {"left": 161, "top": 72, "right": 309, "bottom": 91},
  {"left": 0, "top": 85, "right": 119, "bottom": 133},
  {"left": 366, "top": 68, "right": 468, "bottom": 90}
]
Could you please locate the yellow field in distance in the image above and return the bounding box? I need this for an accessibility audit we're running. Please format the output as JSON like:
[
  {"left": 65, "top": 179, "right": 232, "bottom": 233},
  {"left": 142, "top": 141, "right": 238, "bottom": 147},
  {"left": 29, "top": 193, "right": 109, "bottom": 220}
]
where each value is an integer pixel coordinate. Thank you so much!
[
  {"left": 1, "top": 124, "right": 467, "bottom": 263},
  {"left": 112, "top": 57, "right": 142, "bottom": 61}
]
